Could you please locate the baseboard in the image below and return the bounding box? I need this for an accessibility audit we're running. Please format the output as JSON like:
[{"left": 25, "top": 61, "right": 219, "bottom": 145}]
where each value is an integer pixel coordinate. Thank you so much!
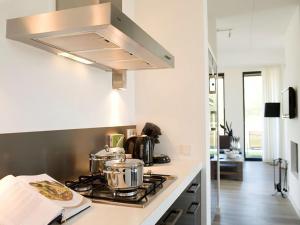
[{"left": 289, "top": 195, "right": 300, "bottom": 217}]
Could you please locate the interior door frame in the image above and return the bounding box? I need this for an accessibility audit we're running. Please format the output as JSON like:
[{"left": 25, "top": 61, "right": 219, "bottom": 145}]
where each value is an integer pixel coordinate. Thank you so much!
[
  {"left": 242, "top": 71, "right": 263, "bottom": 161},
  {"left": 218, "top": 73, "right": 225, "bottom": 134}
]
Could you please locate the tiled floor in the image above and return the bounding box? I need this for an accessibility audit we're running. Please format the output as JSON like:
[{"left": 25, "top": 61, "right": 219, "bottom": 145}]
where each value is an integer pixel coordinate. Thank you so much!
[{"left": 213, "top": 162, "right": 300, "bottom": 225}]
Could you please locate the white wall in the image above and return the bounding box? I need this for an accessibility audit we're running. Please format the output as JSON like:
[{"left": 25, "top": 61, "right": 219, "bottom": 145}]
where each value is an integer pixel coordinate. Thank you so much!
[
  {"left": 218, "top": 49, "right": 285, "bottom": 69},
  {"left": 133, "top": 0, "right": 209, "bottom": 224},
  {"left": 0, "top": 0, "right": 135, "bottom": 134},
  {"left": 283, "top": 5, "right": 300, "bottom": 216},
  {"left": 208, "top": 0, "right": 217, "bottom": 57},
  {"left": 221, "top": 65, "right": 287, "bottom": 162},
  {"left": 222, "top": 68, "right": 245, "bottom": 152}
]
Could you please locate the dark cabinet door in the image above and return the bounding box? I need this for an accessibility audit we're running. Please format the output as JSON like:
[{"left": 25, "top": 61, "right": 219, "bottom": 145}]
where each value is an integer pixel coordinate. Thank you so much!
[{"left": 157, "top": 172, "right": 201, "bottom": 225}]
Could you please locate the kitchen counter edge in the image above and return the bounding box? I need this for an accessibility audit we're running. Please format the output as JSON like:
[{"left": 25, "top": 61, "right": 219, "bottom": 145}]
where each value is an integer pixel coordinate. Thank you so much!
[{"left": 66, "top": 159, "right": 202, "bottom": 225}]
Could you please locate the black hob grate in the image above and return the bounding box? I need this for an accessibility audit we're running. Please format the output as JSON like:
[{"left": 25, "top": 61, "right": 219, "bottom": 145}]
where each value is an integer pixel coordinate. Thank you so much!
[{"left": 65, "top": 174, "right": 167, "bottom": 205}]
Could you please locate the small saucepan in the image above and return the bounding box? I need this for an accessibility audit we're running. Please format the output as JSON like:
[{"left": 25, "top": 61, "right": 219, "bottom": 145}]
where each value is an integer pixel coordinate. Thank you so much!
[
  {"left": 89, "top": 147, "right": 126, "bottom": 175},
  {"left": 104, "top": 159, "right": 144, "bottom": 191}
]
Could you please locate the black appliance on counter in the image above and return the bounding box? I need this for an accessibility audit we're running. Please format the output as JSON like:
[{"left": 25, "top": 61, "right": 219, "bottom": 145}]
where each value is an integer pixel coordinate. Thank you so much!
[
  {"left": 153, "top": 154, "right": 171, "bottom": 164},
  {"left": 65, "top": 173, "right": 176, "bottom": 208},
  {"left": 124, "top": 135, "right": 155, "bottom": 166},
  {"left": 124, "top": 123, "right": 171, "bottom": 166}
]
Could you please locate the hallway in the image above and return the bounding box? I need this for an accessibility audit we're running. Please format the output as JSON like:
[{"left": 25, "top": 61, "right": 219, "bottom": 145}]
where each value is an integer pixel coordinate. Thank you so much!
[{"left": 213, "top": 162, "right": 300, "bottom": 225}]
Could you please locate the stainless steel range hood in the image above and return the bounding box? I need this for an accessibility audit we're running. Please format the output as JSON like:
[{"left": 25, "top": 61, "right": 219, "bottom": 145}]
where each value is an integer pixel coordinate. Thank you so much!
[{"left": 6, "top": 0, "right": 174, "bottom": 73}]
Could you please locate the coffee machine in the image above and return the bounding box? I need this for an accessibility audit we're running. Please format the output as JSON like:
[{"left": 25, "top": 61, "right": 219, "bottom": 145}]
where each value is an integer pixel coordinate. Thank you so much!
[{"left": 124, "top": 135, "right": 154, "bottom": 166}]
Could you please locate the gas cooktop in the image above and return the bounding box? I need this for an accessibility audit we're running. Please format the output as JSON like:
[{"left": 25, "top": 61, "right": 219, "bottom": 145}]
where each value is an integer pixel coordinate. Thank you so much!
[{"left": 65, "top": 173, "right": 176, "bottom": 208}]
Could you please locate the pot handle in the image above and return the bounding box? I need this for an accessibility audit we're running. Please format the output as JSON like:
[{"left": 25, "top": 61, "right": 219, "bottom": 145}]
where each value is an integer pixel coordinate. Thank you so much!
[
  {"left": 89, "top": 154, "right": 100, "bottom": 175},
  {"left": 89, "top": 153, "right": 96, "bottom": 159},
  {"left": 103, "top": 170, "right": 122, "bottom": 174},
  {"left": 120, "top": 153, "right": 126, "bottom": 162}
]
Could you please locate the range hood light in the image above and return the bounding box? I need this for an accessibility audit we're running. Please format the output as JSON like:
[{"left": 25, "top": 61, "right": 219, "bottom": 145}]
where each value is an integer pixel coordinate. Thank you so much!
[{"left": 58, "top": 52, "right": 94, "bottom": 65}]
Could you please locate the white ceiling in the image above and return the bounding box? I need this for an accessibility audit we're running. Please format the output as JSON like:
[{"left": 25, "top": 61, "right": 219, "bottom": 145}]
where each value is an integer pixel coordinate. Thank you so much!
[{"left": 210, "top": 0, "right": 299, "bottom": 68}]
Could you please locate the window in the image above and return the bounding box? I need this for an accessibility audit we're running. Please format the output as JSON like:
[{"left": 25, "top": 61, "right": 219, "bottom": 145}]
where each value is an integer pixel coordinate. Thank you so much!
[{"left": 243, "top": 72, "right": 263, "bottom": 160}]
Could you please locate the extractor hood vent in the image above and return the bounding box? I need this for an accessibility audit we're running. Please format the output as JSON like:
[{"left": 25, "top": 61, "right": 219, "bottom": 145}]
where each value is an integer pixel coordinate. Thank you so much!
[
  {"left": 33, "top": 32, "right": 153, "bottom": 70},
  {"left": 6, "top": 1, "right": 174, "bottom": 72}
]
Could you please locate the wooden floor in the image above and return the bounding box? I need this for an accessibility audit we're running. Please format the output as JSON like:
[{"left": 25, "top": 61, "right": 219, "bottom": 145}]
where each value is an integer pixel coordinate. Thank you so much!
[{"left": 213, "top": 162, "right": 300, "bottom": 225}]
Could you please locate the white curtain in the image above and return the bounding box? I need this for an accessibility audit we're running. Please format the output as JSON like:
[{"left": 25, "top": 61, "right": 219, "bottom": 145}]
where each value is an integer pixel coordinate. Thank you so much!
[{"left": 262, "top": 66, "right": 281, "bottom": 162}]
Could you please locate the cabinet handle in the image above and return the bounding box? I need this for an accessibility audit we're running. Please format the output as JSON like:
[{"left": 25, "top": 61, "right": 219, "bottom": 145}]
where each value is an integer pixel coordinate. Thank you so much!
[
  {"left": 186, "top": 183, "right": 200, "bottom": 194},
  {"left": 186, "top": 202, "right": 200, "bottom": 215},
  {"left": 161, "top": 209, "right": 183, "bottom": 225}
]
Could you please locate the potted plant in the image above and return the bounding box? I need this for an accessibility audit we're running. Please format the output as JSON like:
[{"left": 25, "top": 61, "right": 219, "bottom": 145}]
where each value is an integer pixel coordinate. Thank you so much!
[
  {"left": 220, "top": 122, "right": 240, "bottom": 159},
  {"left": 220, "top": 121, "right": 233, "bottom": 136},
  {"left": 219, "top": 121, "right": 233, "bottom": 150}
]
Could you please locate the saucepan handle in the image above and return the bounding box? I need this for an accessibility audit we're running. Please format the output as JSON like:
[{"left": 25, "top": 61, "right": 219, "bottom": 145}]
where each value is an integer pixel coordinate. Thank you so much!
[{"left": 103, "top": 170, "right": 122, "bottom": 174}]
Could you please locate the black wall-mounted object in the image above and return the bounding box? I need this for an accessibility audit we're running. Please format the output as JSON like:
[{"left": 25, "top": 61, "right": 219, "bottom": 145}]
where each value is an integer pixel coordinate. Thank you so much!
[
  {"left": 282, "top": 87, "right": 297, "bottom": 119},
  {"left": 264, "top": 102, "right": 281, "bottom": 118}
]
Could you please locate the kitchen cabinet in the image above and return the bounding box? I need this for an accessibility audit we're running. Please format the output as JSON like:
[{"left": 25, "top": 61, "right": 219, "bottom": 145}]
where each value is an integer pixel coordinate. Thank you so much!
[{"left": 156, "top": 171, "right": 201, "bottom": 225}]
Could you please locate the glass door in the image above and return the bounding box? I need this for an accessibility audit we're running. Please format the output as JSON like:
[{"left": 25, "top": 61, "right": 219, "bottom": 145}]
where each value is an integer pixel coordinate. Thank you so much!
[
  {"left": 209, "top": 49, "right": 220, "bottom": 221},
  {"left": 243, "top": 72, "right": 263, "bottom": 160}
]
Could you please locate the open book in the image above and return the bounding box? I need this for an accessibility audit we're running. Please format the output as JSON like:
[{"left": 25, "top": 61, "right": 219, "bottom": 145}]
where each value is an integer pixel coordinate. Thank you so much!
[{"left": 0, "top": 174, "right": 91, "bottom": 225}]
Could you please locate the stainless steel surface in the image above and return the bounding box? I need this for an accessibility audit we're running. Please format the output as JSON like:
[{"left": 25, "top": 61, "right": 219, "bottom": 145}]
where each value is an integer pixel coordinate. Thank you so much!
[
  {"left": 101, "top": 0, "right": 122, "bottom": 10},
  {"left": 115, "top": 190, "right": 138, "bottom": 197},
  {"left": 92, "top": 175, "right": 176, "bottom": 208},
  {"left": 89, "top": 154, "right": 101, "bottom": 175},
  {"left": 56, "top": 0, "right": 100, "bottom": 10},
  {"left": 6, "top": 2, "right": 174, "bottom": 71},
  {"left": 105, "top": 158, "right": 144, "bottom": 168},
  {"left": 104, "top": 159, "right": 144, "bottom": 190},
  {"left": 56, "top": 0, "right": 122, "bottom": 11},
  {"left": 0, "top": 125, "right": 135, "bottom": 181},
  {"left": 89, "top": 147, "right": 126, "bottom": 175},
  {"left": 112, "top": 69, "right": 127, "bottom": 90}
]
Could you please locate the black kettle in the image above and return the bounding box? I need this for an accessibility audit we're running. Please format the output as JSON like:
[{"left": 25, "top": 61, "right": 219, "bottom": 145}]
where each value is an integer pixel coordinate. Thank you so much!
[{"left": 124, "top": 135, "right": 154, "bottom": 166}]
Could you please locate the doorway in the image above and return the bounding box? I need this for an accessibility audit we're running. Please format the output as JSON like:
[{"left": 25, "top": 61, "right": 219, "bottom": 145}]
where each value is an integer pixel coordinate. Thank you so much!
[{"left": 243, "top": 72, "right": 263, "bottom": 161}]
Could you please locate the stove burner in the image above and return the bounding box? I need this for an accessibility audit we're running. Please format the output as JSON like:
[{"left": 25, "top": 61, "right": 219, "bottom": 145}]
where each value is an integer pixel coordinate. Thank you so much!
[
  {"left": 73, "top": 183, "right": 93, "bottom": 193},
  {"left": 115, "top": 189, "right": 138, "bottom": 197},
  {"left": 65, "top": 173, "right": 174, "bottom": 208}
]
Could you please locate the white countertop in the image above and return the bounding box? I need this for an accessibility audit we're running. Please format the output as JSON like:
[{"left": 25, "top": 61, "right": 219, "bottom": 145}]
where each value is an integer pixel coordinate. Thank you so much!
[{"left": 66, "top": 159, "right": 202, "bottom": 225}]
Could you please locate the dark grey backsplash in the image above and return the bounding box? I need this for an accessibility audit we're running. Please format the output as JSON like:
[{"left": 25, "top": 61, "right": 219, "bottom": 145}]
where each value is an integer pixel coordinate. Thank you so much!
[{"left": 0, "top": 125, "right": 135, "bottom": 181}]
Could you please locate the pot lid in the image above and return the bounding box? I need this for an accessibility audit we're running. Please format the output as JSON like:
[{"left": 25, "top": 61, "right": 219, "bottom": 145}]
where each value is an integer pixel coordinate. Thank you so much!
[
  {"left": 106, "top": 159, "right": 144, "bottom": 168},
  {"left": 96, "top": 147, "right": 125, "bottom": 157}
]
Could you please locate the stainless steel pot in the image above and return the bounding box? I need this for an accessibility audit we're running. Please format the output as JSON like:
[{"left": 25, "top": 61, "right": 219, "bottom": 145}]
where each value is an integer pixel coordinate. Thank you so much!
[
  {"left": 104, "top": 159, "right": 144, "bottom": 191},
  {"left": 89, "top": 146, "right": 126, "bottom": 175}
]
